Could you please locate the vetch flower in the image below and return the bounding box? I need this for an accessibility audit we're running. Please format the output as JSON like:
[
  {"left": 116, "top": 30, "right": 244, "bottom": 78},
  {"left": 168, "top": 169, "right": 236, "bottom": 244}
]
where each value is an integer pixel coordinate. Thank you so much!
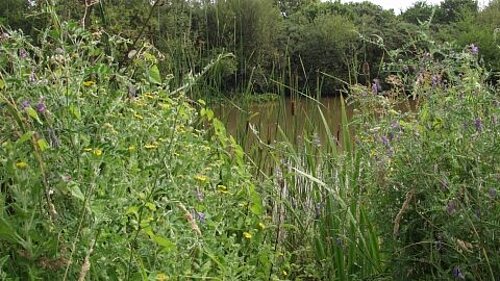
[
  {"left": 36, "top": 101, "right": 46, "bottom": 113},
  {"left": 381, "top": 135, "right": 390, "bottom": 148},
  {"left": 29, "top": 71, "right": 37, "bottom": 83},
  {"left": 474, "top": 118, "right": 482, "bottom": 132},
  {"left": 452, "top": 266, "right": 465, "bottom": 280},
  {"left": 194, "top": 211, "right": 205, "bottom": 224},
  {"left": 469, "top": 44, "right": 479, "bottom": 55},
  {"left": 431, "top": 74, "right": 441, "bottom": 88},
  {"left": 19, "top": 48, "right": 28, "bottom": 59},
  {"left": 21, "top": 100, "right": 30, "bottom": 110}
]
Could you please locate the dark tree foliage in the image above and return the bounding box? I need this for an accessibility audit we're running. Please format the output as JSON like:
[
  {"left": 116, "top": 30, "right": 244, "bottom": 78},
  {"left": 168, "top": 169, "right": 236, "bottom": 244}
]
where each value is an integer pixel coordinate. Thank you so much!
[{"left": 1, "top": 0, "right": 497, "bottom": 96}]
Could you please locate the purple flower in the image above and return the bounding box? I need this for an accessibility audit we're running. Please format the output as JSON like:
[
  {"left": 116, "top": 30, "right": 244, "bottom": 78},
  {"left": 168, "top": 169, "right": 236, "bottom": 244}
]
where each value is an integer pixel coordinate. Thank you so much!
[
  {"left": 381, "top": 135, "right": 390, "bottom": 147},
  {"left": 432, "top": 74, "right": 442, "bottom": 88},
  {"left": 372, "top": 78, "right": 382, "bottom": 94},
  {"left": 489, "top": 188, "right": 497, "bottom": 199},
  {"left": 29, "top": 72, "right": 37, "bottom": 83},
  {"left": 36, "top": 102, "right": 46, "bottom": 113},
  {"left": 452, "top": 266, "right": 465, "bottom": 280},
  {"left": 21, "top": 100, "right": 30, "bottom": 109},
  {"left": 469, "top": 44, "right": 479, "bottom": 55},
  {"left": 19, "top": 48, "right": 28, "bottom": 59},
  {"left": 371, "top": 82, "right": 378, "bottom": 94},
  {"left": 474, "top": 118, "right": 482, "bottom": 132},
  {"left": 194, "top": 211, "right": 205, "bottom": 224}
]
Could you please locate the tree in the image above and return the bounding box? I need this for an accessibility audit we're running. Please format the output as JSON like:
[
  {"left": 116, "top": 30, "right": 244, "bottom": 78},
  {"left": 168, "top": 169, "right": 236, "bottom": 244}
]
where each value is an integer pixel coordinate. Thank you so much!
[
  {"left": 437, "top": 0, "right": 478, "bottom": 23},
  {"left": 401, "top": 1, "right": 437, "bottom": 25}
]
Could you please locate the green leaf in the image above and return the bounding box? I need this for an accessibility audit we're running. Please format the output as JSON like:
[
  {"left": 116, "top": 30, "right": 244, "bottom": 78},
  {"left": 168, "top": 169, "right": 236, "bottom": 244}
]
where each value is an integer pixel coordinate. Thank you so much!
[
  {"left": 69, "top": 105, "right": 81, "bottom": 120},
  {"left": 0, "top": 217, "right": 25, "bottom": 247},
  {"left": 152, "top": 235, "right": 175, "bottom": 252},
  {"left": 70, "top": 184, "right": 85, "bottom": 201},
  {"left": 249, "top": 185, "right": 263, "bottom": 215},
  {"left": 149, "top": 65, "right": 161, "bottom": 84},
  {"left": 16, "top": 131, "right": 35, "bottom": 145},
  {"left": 0, "top": 79, "right": 4, "bottom": 90},
  {"left": 145, "top": 202, "right": 156, "bottom": 211},
  {"left": 37, "top": 139, "right": 50, "bottom": 151},
  {"left": 26, "top": 107, "right": 43, "bottom": 125}
]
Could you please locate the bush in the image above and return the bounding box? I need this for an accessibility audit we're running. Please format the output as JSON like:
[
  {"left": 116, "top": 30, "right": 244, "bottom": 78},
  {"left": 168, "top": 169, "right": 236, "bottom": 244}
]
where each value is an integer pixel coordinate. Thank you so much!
[{"left": 355, "top": 34, "right": 499, "bottom": 280}]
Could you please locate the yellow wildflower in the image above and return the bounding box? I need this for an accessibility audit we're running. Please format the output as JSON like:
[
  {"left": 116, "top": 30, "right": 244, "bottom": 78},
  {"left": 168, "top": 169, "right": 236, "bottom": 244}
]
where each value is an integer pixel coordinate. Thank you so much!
[
  {"left": 134, "top": 113, "right": 144, "bottom": 120},
  {"left": 243, "top": 232, "right": 252, "bottom": 239},
  {"left": 93, "top": 149, "right": 102, "bottom": 156},
  {"left": 82, "top": 80, "right": 95, "bottom": 87},
  {"left": 143, "top": 92, "right": 154, "bottom": 99},
  {"left": 217, "top": 184, "right": 229, "bottom": 194},
  {"left": 258, "top": 222, "right": 266, "bottom": 230},
  {"left": 128, "top": 145, "right": 136, "bottom": 152},
  {"left": 15, "top": 161, "right": 28, "bottom": 169},
  {"left": 156, "top": 273, "right": 169, "bottom": 281},
  {"left": 83, "top": 148, "right": 92, "bottom": 152},
  {"left": 144, "top": 143, "right": 159, "bottom": 149},
  {"left": 388, "top": 109, "right": 399, "bottom": 116},
  {"left": 282, "top": 270, "right": 288, "bottom": 276},
  {"left": 194, "top": 175, "right": 208, "bottom": 183}
]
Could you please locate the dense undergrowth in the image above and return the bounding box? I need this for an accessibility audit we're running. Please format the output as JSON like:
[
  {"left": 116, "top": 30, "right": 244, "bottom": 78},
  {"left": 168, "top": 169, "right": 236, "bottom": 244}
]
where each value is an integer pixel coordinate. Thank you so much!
[
  {"left": 1, "top": 8, "right": 499, "bottom": 281},
  {"left": 0, "top": 22, "right": 283, "bottom": 280}
]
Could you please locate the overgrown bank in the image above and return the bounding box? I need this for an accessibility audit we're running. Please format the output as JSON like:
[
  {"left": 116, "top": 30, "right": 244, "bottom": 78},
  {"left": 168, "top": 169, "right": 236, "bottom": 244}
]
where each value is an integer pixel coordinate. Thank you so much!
[{"left": 0, "top": 3, "right": 499, "bottom": 281}]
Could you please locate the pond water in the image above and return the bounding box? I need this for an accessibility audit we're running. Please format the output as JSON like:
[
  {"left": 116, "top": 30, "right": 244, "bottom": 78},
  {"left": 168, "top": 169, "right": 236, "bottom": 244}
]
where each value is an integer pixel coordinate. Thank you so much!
[{"left": 213, "top": 96, "right": 353, "bottom": 149}]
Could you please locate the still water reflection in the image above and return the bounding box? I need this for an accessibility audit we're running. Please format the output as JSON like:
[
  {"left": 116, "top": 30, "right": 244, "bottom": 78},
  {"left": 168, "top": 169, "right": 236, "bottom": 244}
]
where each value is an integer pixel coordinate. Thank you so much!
[{"left": 214, "top": 96, "right": 353, "bottom": 148}]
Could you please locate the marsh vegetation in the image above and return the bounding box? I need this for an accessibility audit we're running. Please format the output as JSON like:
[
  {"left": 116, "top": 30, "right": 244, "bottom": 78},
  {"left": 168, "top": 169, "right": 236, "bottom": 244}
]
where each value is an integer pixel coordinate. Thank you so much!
[{"left": 0, "top": 0, "right": 499, "bottom": 280}]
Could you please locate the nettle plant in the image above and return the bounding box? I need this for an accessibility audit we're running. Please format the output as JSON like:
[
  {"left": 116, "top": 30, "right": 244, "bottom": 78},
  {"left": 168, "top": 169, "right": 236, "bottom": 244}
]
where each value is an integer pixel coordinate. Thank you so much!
[
  {"left": 356, "top": 35, "right": 499, "bottom": 279},
  {"left": 0, "top": 22, "right": 280, "bottom": 280}
]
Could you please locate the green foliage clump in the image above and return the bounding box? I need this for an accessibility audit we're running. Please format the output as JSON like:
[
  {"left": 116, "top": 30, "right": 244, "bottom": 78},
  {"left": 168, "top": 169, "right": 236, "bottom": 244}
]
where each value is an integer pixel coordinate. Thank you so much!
[
  {"left": 0, "top": 22, "right": 282, "bottom": 280},
  {"left": 354, "top": 35, "right": 499, "bottom": 280}
]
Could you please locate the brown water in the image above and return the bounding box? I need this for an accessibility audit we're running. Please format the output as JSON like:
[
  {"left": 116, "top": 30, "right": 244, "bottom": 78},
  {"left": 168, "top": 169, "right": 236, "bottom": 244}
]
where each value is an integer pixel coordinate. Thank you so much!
[{"left": 213, "top": 96, "right": 352, "bottom": 148}]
